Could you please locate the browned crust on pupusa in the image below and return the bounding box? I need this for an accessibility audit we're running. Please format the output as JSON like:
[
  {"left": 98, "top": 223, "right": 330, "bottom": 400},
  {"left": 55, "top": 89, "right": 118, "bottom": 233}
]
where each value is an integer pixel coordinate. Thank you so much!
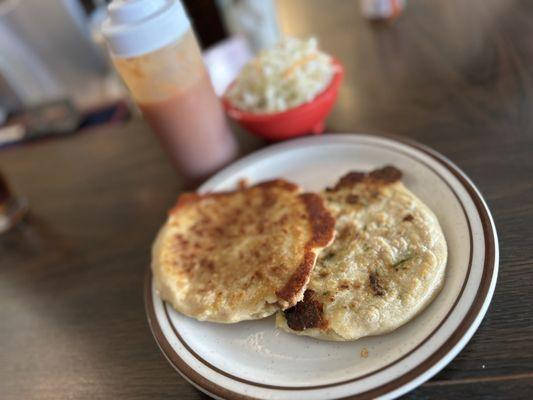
[
  {"left": 327, "top": 165, "right": 403, "bottom": 192},
  {"left": 368, "top": 165, "right": 402, "bottom": 182},
  {"left": 275, "top": 192, "right": 336, "bottom": 305},
  {"left": 169, "top": 179, "right": 299, "bottom": 215},
  {"left": 299, "top": 193, "right": 337, "bottom": 248},
  {"left": 283, "top": 289, "right": 328, "bottom": 331},
  {"left": 369, "top": 271, "right": 385, "bottom": 296}
]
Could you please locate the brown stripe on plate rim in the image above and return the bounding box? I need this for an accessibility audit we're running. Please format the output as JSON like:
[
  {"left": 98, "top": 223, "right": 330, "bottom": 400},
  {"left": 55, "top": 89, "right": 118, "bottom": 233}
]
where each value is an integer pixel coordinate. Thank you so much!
[{"left": 144, "top": 133, "right": 497, "bottom": 399}]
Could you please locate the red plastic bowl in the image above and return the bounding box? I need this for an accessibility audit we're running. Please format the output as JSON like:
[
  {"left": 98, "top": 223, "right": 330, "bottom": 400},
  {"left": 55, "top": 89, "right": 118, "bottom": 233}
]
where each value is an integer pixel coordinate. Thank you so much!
[{"left": 222, "top": 59, "right": 344, "bottom": 141}]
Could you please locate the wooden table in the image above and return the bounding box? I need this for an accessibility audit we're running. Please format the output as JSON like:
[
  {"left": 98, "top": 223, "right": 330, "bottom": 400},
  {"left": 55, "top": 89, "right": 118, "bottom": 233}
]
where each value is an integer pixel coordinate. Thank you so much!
[{"left": 1, "top": 0, "right": 532, "bottom": 398}]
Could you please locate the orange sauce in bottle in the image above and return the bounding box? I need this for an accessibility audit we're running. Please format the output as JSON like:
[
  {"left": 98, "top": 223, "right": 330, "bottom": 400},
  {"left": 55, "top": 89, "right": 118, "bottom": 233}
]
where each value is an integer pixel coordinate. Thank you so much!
[{"left": 112, "top": 29, "right": 237, "bottom": 179}]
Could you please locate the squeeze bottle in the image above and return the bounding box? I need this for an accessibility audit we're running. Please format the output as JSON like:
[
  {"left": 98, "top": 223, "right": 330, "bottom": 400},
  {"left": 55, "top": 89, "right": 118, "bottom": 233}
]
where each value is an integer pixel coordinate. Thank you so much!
[{"left": 102, "top": 0, "right": 238, "bottom": 179}]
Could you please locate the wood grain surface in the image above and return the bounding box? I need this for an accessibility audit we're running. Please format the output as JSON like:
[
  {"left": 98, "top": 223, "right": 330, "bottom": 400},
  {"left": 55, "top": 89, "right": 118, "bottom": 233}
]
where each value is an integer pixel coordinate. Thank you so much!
[{"left": 1, "top": 0, "right": 532, "bottom": 399}]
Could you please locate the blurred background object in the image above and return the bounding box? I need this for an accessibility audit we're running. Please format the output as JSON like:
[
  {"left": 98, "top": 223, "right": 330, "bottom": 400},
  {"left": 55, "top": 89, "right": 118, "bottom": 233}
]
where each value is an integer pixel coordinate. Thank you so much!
[
  {"left": 0, "top": 0, "right": 130, "bottom": 146},
  {"left": 0, "top": 0, "right": 112, "bottom": 110},
  {"left": 203, "top": 36, "right": 253, "bottom": 96},
  {"left": 360, "top": 0, "right": 406, "bottom": 21},
  {"left": 216, "top": 0, "right": 280, "bottom": 53},
  {"left": 0, "top": 169, "right": 27, "bottom": 234}
]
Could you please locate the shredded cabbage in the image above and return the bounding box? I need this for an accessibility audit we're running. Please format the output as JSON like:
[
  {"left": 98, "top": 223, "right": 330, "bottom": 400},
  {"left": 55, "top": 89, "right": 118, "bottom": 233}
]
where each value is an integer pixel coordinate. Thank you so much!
[{"left": 226, "top": 37, "right": 334, "bottom": 113}]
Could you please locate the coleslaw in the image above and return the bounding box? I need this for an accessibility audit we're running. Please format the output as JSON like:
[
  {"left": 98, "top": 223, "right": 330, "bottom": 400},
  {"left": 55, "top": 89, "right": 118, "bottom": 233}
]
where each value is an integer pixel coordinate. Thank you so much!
[{"left": 226, "top": 38, "right": 335, "bottom": 114}]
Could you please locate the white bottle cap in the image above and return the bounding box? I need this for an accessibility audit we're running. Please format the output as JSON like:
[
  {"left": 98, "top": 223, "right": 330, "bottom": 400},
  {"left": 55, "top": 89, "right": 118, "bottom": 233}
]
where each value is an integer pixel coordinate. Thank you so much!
[{"left": 101, "top": 0, "right": 191, "bottom": 58}]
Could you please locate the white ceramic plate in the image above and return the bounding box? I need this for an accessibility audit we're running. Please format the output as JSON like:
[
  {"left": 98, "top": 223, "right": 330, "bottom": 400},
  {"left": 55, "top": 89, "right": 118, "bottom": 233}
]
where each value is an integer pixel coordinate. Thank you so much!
[{"left": 145, "top": 133, "right": 498, "bottom": 400}]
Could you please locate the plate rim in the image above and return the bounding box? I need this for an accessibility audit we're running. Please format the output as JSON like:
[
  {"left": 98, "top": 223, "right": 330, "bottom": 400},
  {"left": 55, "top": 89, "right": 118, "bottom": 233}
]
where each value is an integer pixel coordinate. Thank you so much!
[{"left": 145, "top": 132, "right": 499, "bottom": 400}]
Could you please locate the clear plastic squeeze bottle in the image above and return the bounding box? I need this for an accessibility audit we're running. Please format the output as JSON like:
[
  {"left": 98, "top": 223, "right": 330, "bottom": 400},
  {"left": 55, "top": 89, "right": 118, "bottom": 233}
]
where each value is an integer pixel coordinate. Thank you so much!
[{"left": 102, "top": 0, "right": 238, "bottom": 179}]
